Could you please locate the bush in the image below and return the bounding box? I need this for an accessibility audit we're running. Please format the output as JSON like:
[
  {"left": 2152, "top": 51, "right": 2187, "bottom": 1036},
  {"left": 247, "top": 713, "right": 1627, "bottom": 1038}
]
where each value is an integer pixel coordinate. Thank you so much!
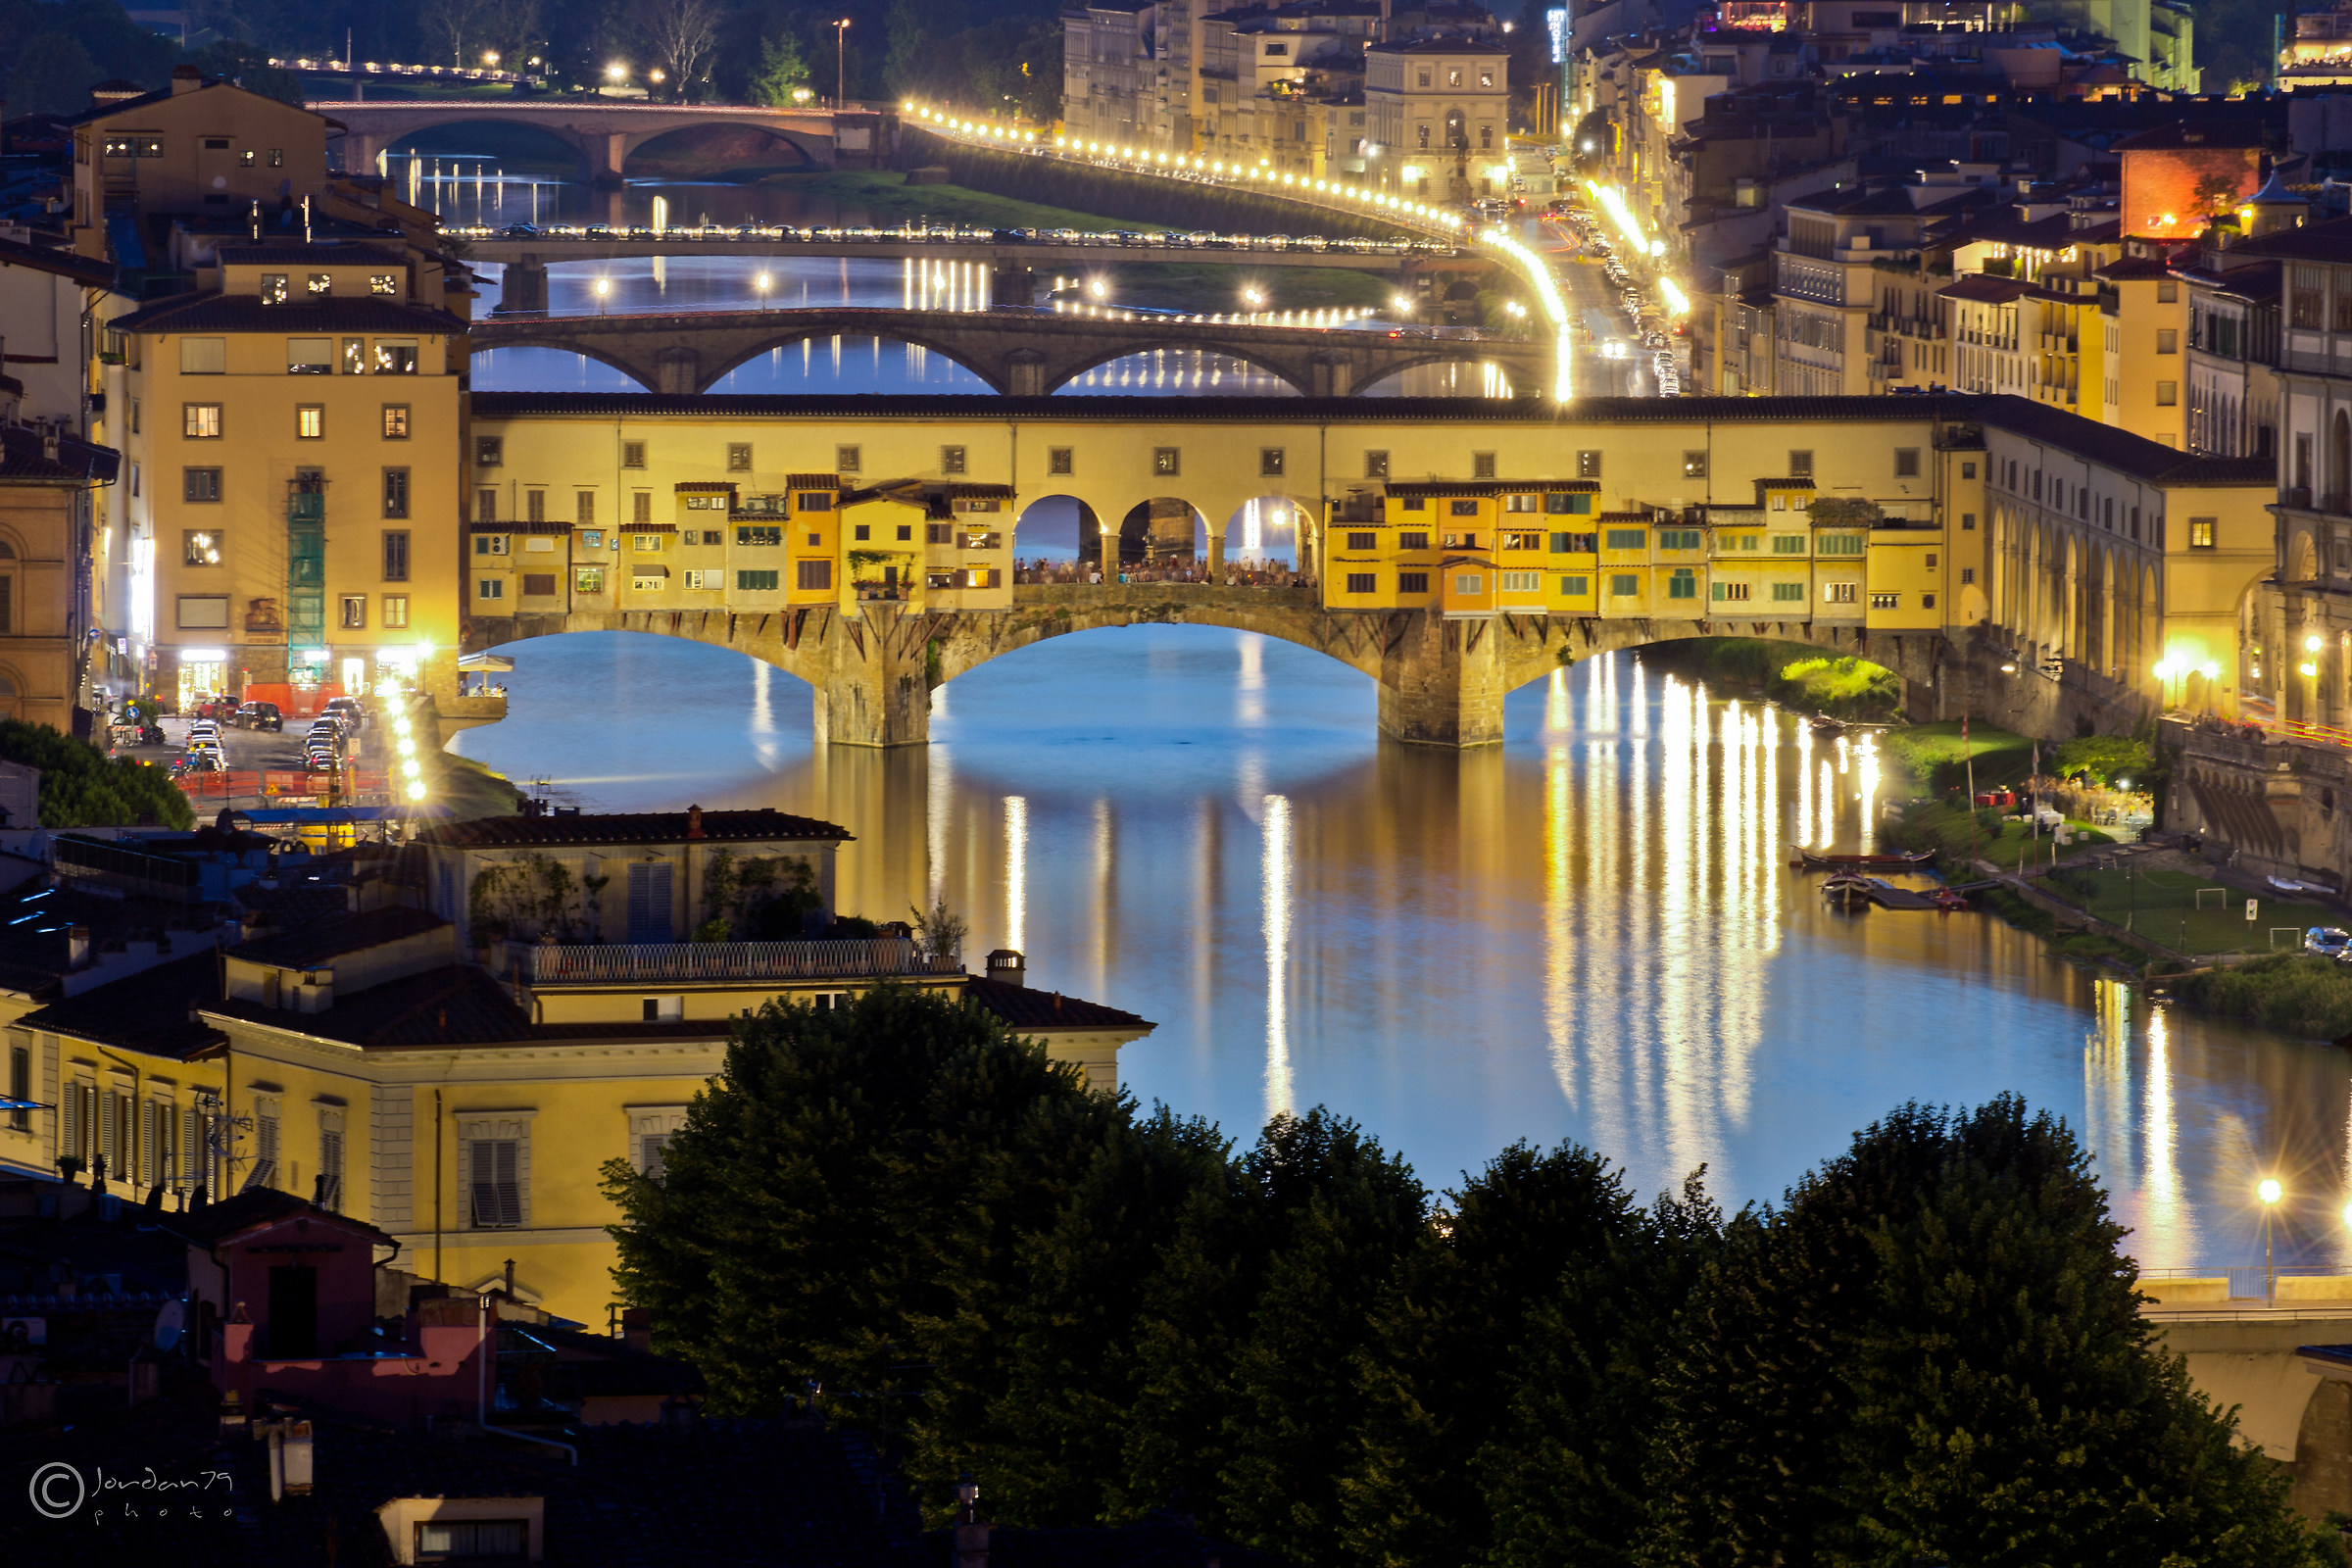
[
  {"left": 2052, "top": 735, "right": 2155, "bottom": 788},
  {"left": 2174, "top": 954, "right": 2352, "bottom": 1040},
  {"left": 0, "top": 720, "right": 191, "bottom": 828}
]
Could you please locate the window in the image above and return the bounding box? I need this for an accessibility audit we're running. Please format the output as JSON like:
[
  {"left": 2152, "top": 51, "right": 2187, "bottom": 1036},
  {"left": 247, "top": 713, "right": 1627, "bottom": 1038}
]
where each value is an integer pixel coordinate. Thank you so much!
[
  {"left": 176, "top": 596, "right": 229, "bottom": 628},
  {"left": 1347, "top": 531, "right": 1378, "bottom": 550},
  {"left": 1713, "top": 581, "right": 1750, "bottom": 602},
  {"left": 1771, "top": 582, "right": 1805, "bottom": 603},
  {"left": 1771, "top": 535, "right": 1807, "bottom": 555},
  {"left": 854, "top": 524, "right": 870, "bottom": 542},
  {"left": 1398, "top": 571, "right": 1430, "bottom": 594},
  {"left": 1609, "top": 573, "right": 1640, "bottom": 596},
  {"left": 1603, "top": 528, "right": 1644, "bottom": 550},
  {"left": 526, "top": 490, "right": 548, "bottom": 525},
  {"left": 797, "top": 492, "right": 832, "bottom": 513},
  {"left": 369, "top": 466, "right": 407, "bottom": 521},
  {"left": 477, "top": 578, "right": 505, "bottom": 601},
  {"left": 2189, "top": 516, "right": 2217, "bottom": 549},
  {"left": 179, "top": 337, "right": 224, "bottom": 374},
  {"left": 1044, "top": 446, "right": 1075, "bottom": 477},
  {"left": 1961, "top": 462, "right": 1976, "bottom": 480},
  {"left": 1545, "top": 493, "right": 1592, "bottom": 515},
  {"left": 1553, "top": 532, "right": 1596, "bottom": 553},
  {"left": 621, "top": 441, "right": 647, "bottom": 468},
  {"left": 577, "top": 492, "right": 596, "bottom": 525},
  {"left": 1365, "top": 450, "right": 1390, "bottom": 478},
  {"left": 1870, "top": 592, "right": 1900, "bottom": 610},
  {"left": 1346, "top": 572, "right": 1377, "bottom": 594},
  {"left": 286, "top": 337, "right": 331, "bottom": 374},
  {"left": 633, "top": 493, "right": 653, "bottom": 524},
  {"left": 2156, "top": 329, "right": 2178, "bottom": 354},
  {"left": 1560, "top": 575, "right": 1589, "bottom": 596},
  {"left": 306, "top": 271, "right": 331, "bottom": 297},
  {"left": 1506, "top": 494, "right": 1539, "bottom": 514},
  {"left": 1959, "top": 567, "right": 1976, "bottom": 585},
  {"left": 796, "top": 561, "right": 832, "bottom": 591},
  {"left": 935, "top": 444, "right": 967, "bottom": 476},
  {"left": 1153, "top": 447, "right": 1180, "bottom": 476},
  {"left": 522, "top": 573, "right": 559, "bottom": 597},
  {"left": 1667, "top": 568, "right": 1697, "bottom": 600},
  {"left": 261, "top": 272, "right": 290, "bottom": 305},
  {"left": 836, "top": 444, "right": 860, "bottom": 473},
  {"left": 183, "top": 403, "right": 222, "bottom": 438},
  {"left": 469, "top": 1138, "right": 521, "bottom": 1228},
  {"left": 381, "top": 404, "right": 410, "bottom": 440},
  {"left": 1657, "top": 529, "right": 1701, "bottom": 551},
  {"left": 343, "top": 338, "right": 365, "bottom": 375},
  {"left": 726, "top": 443, "right": 753, "bottom": 472},
  {"left": 340, "top": 596, "right": 367, "bottom": 629},
  {"left": 684, "top": 569, "right": 710, "bottom": 589},
  {"left": 1961, "top": 512, "right": 1976, "bottom": 531},
  {"left": 1826, "top": 581, "right": 1857, "bottom": 604},
  {"left": 743, "top": 571, "right": 788, "bottom": 594},
  {"left": 296, "top": 405, "right": 322, "bottom": 440},
  {"left": 633, "top": 533, "right": 663, "bottom": 553},
  {"left": 1788, "top": 450, "right": 1813, "bottom": 477},
  {"left": 2156, "top": 382, "right": 2179, "bottom": 407},
  {"left": 1453, "top": 572, "right": 1484, "bottom": 595},
  {"left": 1922, "top": 593, "right": 1936, "bottom": 610},
  {"left": 737, "top": 525, "right": 782, "bottom": 546},
  {"left": 7, "top": 1046, "right": 25, "bottom": 1131},
  {"left": 383, "top": 595, "right": 410, "bottom": 628},
  {"left": 1501, "top": 531, "right": 1543, "bottom": 551},
  {"left": 1261, "top": 448, "right": 1286, "bottom": 477},
  {"left": 1470, "top": 452, "right": 1497, "bottom": 479},
  {"left": 1894, "top": 448, "right": 1920, "bottom": 477},
  {"left": 182, "top": 530, "right": 220, "bottom": 567},
  {"left": 182, "top": 467, "right": 222, "bottom": 503},
  {"left": 2157, "top": 279, "right": 2178, "bottom": 304},
  {"left": 1816, "top": 534, "right": 1863, "bottom": 556},
  {"left": 1682, "top": 451, "right": 1708, "bottom": 479},
  {"left": 1577, "top": 450, "right": 1602, "bottom": 479},
  {"left": 417, "top": 1520, "right": 528, "bottom": 1559},
  {"left": 475, "top": 435, "right": 505, "bottom": 468},
  {"left": 1399, "top": 531, "right": 1430, "bottom": 551},
  {"left": 374, "top": 339, "right": 418, "bottom": 374},
  {"left": 1496, "top": 570, "right": 1539, "bottom": 593},
  {"left": 369, "top": 272, "right": 399, "bottom": 297},
  {"left": 1449, "top": 500, "right": 1480, "bottom": 517}
]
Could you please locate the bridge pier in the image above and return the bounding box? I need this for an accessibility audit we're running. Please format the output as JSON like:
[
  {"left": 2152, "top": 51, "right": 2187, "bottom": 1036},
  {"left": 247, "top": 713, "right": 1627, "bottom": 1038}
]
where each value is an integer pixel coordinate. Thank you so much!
[
  {"left": 990, "top": 262, "right": 1036, "bottom": 307},
  {"left": 1005, "top": 350, "right": 1046, "bottom": 397},
  {"left": 593, "top": 132, "right": 628, "bottom": 188},
  {"left": 1378, "top": 609, "right": 1504, "bottom": 748},
  {"left": 496, "top": 257, "right": 549, "bottom": 315},
  {"left": 811, "top": 612, "right": 935, "bottom": 747},
  {"left": 1309, "top": 354, "right": 1355, "bottom": 398},
  {"left": 655, "top": 347, "right": 703, "bottom": 395}
]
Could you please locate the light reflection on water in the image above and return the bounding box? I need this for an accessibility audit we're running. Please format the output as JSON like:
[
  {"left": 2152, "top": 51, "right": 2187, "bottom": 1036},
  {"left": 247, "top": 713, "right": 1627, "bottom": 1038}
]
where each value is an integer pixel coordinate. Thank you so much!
[{"left": 447, "top": 628, "right": 2352, "bottom": 1272}]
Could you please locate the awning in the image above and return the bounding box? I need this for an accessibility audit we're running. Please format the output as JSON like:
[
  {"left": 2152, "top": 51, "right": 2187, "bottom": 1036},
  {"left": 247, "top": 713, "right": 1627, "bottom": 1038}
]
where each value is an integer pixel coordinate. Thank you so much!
[
  {"left": 458, "top": 653, "right": 514, "bottom": 672},
  {"left": 630, "top": 565, "right": 670, "bottom": 579}
]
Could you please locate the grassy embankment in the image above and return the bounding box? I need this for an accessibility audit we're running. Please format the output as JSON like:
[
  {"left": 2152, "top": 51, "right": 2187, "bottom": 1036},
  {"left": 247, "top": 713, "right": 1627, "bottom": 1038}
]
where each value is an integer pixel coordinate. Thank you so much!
[
  {"left": 2170, "top": 955, "right": 2352, "bottom": 1040},
  {"left": 1657, "top": 637, "right": 1905, "bottom": 721},
  {"left": 762, "top": 172, "right": 1391, "bottom": 311}
]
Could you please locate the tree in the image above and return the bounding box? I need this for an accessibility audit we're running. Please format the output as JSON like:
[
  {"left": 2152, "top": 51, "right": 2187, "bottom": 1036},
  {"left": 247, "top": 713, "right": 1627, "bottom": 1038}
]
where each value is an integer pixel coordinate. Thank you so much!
[
  {"left": 744, "top": 29, "right": 809, "bottom": 105},
  {"left": 910, "top": 896, "right": 967, "bottom": 965},
  {"left": 188, "top": 40, "right": 302, "bottom": 103},
  {"left": 4, "top": 31, "right": 103, "bottom": 117},
  {"left": 466, "top": 850, "right": 605, "bottom": 942},
  {"left": 0, "top": 720, "right": 191, "bottom": 829},
  {"left": 697, "top": 849, "right": 820, "bottom": 941},
  {"left": 1640, "top": 1098, "right": 2338, "bottom": 1568},
  {"left": 420, "top": 0, "right": 488, "bottom": 66},
  {"left": 1804, "top": 496, "right": 1883, "bottom": 526},
  {"left": 2052, "top": 734, "right": 2155, "bottom": 788},
  {"left": 634, "top": 0, "right": 725, "bottom": 101}
]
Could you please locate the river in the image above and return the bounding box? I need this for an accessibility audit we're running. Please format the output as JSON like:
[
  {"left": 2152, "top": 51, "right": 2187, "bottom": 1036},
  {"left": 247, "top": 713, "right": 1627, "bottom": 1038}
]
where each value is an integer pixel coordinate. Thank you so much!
[{"left": 450, "top": 628, "right": 2352, "bottom": 1273}]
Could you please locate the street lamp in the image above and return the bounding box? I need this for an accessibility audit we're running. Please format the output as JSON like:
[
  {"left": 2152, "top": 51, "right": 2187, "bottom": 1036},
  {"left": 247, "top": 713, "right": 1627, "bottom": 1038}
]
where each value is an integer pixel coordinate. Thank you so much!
[
  {"left": 1243, "top": 286, "right": 1266, "bottom": 313},
  {"left": 833, "top": 19, "right": 851, "bottom": 108},
  {"left": 593, "top": 276, "right": 611, "bottom": 316},
  {"left": 2261, "top": 1177, "right": 2283, "bottom": 1303},
  {"left": 755, "top": 271, "right": 770, "bottom": 310}
]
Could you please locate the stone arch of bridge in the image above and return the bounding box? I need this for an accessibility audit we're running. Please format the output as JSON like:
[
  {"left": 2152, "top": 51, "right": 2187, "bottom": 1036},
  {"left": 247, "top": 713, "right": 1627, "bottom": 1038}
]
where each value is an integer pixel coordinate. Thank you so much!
[
  {"left": 350, "top": 110, "right": 834, "bottom": 181},
  {"left": 1354, "top": 352, "right": 1528, "bottom": 398},
  {"left": 695, "top": 326, "right": 1007, "bottom": 394},
  {"left": 1041, "top": 340, "right": 1315, "bottom": 397},
  {"left": 472, "top": 333, "right": 659, "bottom": 392}
]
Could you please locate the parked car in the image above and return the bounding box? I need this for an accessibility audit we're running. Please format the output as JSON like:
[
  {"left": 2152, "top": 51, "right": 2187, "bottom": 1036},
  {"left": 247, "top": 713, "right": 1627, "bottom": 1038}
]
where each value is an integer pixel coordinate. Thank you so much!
[
  {"left": 323, "top": 696, "right": 367, "bottom": 731},
  {"left": 2308, "top": 927, "right": 2352, "bottom": 958},
  {"left": 233, "top": 701, "right": 284, "bottom": 731}
]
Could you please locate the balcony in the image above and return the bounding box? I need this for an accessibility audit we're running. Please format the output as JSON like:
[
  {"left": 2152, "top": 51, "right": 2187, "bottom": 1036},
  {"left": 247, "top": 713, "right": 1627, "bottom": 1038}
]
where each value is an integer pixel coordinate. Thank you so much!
[
  {"left": 286, "top": 492, "right": 325, "bottom": 526},
  {"left": 512, "top": 936, "right": 963, "bottom": 986}
]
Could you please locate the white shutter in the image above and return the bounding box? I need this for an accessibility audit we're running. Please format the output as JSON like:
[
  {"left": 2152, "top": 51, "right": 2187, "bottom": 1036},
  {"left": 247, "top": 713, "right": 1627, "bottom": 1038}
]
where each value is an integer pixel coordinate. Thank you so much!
[
  {"left": 470, "top": 1139, "right": 521, "bottom": 1227},
  {"left": 626, "top": 862, "right": 674, "bottom": 943},
  {"left": 641, "top": 1133, "right": 670, "bottom": 1183}
]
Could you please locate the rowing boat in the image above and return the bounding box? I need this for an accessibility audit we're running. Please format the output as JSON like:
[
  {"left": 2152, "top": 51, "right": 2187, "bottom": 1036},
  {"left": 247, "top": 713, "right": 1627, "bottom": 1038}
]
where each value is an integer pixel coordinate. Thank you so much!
[{"left": 1795, "top": 849, "right": 1936, "bottom": 870}]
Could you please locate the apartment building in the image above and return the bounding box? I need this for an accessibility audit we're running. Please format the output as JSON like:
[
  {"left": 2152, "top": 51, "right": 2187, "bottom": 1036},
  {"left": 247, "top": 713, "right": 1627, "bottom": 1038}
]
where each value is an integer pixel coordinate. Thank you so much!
[
  {"left": 1364, "top": 36, "right": 1513, "bottom": 197},
  {"left": 2253, "top": 220, "right": 2352, "bottom": 725},
  {"left": 107, "top": 237, "right": 466, "bottom": 714}
]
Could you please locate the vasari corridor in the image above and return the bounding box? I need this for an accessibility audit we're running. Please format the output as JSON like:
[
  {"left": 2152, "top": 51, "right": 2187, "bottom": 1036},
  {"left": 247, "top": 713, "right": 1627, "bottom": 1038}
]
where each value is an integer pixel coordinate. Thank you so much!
[{"left": 18, "top": 8, "right": 2352, "bottom": 1562}]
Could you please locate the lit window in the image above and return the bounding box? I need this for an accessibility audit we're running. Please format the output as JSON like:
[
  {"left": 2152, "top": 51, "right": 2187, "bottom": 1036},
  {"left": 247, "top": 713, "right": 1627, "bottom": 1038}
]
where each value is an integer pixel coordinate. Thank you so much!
[{"left": 296, "top": 406, "right": 323, "bottom": 439}]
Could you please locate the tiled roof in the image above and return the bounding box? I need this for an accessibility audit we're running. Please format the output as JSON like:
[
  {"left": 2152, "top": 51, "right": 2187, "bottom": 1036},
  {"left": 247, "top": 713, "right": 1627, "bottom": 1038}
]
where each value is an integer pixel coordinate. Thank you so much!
[
  {"left": 0, "top": 234, "right": 114, "bottom": 286},
  {"left": 1381, "top": 479, "right": 1599, "bottom": 496},
  {"left": 2218, "top": 217, "right": 2352, "bottom": 265},
  {"left": 2112, "top": 121, "right": 2267, "bottom": 152},
  {"left": 1366, "top": 35, "right": 1511, "bottom": 52},
  {"left": 206, "top": 963, "right": 548, "bottom": 1049},
  {"left": 0, "top": 882, "right": 219, "bottom": 999},
  {"left": 673, "top": 480, "right": 737, "bottom": 493},
  {"left": 965, "top": 974, "right": 1151, "bottom": 1032},
  {"left": 416, "top": 809, "right": 851, "bottom": 848},
  {"left": 107, "top": 291, "right": 468, "bottom": 335},
  {"left": 787, "top": 471, "right": 842, "bottom": 488},
  {"left": 0, "top": 422, "right": 120, "bottom": 484},
  {"left": 211, "top": 243, "right": 406, "bottom": 266},
  {"left": 228, "top": 905, "right": 448, "bottom": 967},
  {"left": 1938, "top": 274, "right": 2032, "bottom": 304},
  {"left": 2096, "top": 256, "right": 2173, "bottom": 280},
  {"left": 1973, "top": 394, "right": 2275, "bottom": 486},
  {"left": 16, "top": 950, "right": 225, "bottom": 1058},
  {"left": 161, "top": 1186, "right": 394, "bottom": 1250}
]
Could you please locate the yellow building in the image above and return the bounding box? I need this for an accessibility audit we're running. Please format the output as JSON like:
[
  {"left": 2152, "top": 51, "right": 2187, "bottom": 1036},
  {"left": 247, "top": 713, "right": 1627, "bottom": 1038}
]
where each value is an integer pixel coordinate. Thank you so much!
[
  {"left": 7, "top": 810, "right": 1153, "bottom": 1327},
  {"left": 109, "top": 236, "right": 467, "bottom": 712},
  {"left": 2094, "top": 254, "right": 2190, "bottom": 448},
  {"left": 0, "top": 417, "right": 120, "bottom": 730}
]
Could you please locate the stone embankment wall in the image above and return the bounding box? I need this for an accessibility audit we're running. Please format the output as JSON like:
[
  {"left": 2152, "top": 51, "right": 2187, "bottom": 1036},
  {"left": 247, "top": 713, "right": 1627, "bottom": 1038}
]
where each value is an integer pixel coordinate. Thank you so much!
[
  {"left": 897, "top": 128, "right": 1410, "bottom": 240},
  {"left": 2163, "top": 717, "right": 2352, "bottom": 884}
]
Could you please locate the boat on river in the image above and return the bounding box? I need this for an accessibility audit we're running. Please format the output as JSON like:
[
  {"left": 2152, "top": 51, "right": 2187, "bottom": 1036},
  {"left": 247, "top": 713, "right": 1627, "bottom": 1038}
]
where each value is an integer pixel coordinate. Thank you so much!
[{"left": 1793, "top": 848, "right": 1936, "bottom": 870}]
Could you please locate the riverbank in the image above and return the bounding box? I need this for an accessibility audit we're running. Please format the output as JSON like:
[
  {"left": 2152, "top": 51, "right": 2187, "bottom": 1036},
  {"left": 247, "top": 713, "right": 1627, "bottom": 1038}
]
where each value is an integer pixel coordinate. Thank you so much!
[
  {"left": 1646, "top": 637, "right": 1904, "bottom": 721},
  {"left": 2170, "top": 954, "right": 2352, "bottom": 1040},
  {"left": 755, "top": 171, "right": 1168, "bottom": 234}
]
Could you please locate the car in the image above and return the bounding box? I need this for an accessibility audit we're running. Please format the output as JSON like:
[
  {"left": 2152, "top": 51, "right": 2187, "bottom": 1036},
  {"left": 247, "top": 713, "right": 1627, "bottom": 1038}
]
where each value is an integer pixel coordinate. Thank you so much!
[
  {"left": 172, "top": 753, "right": 221, "bottom": 775},
  {"left": 323, "top": 696, "right": 367, "bottom": 730},
  {"left": 499, "top": 223, "right": 541, "bottom": 238},
  {"left": 2308, "top": 927, "right": 2352, "bottom": 958},
  {"left": 234, "top": 701, "right": 284, "bottom": 731}
]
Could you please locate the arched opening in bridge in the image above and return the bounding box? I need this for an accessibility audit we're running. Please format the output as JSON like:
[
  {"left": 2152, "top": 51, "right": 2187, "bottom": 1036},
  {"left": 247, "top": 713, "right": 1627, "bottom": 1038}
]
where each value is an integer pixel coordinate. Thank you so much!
[
  {"left": 1102, "top": 499, "right": 1209, "bottom": 572},
  {"left": 1014, "top": 496, "right": 1102, "bottom": 572},
  {"left": 1358, "top": 361, "right": 1521, "bottom": 398},
  {"left": 1221, "top": 496, "right": 1301, "bottom": 570},
  {"left": 624, "top": 124, "right": 813, "bottom": 180},
  {"left": 472, "top": 346, "right": 651, "bottom": 393},
  {"left": 381, "top": 122, "right": 582, "bottom": 223},
  {"left": 1054, "top": 349, "right": 1302, "bottom": 397},
  {"left": 706, "top": 336, "right": 993, "bottom": 394}
]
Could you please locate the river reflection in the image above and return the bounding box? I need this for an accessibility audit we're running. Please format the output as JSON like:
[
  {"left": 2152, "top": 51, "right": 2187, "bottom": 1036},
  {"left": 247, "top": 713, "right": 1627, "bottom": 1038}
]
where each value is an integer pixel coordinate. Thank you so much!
[{"left": 449, "top": 629, "right": 2352, "bottom": 1272}]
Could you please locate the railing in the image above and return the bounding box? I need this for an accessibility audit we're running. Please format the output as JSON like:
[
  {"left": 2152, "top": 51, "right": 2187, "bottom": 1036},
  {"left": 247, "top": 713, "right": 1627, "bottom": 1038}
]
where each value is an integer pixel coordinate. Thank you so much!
[{"left": 514, "top": 937, "right": 962, "bottom": 984}]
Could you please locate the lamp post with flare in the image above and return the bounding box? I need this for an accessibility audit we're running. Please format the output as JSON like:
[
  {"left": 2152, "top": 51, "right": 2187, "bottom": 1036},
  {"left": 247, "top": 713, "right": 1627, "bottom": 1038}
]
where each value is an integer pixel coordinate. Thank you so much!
[{"left": 2261, "top": 1177, "right": 2282, "bottom": 1304}]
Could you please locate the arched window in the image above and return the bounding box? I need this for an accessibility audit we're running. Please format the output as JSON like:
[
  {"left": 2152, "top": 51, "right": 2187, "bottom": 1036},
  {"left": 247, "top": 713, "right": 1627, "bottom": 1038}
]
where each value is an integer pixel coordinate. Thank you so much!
[
  {"left": 1445, "top": 108, "right": 1465, "bottom": 148},
  {"left": 2331, "top": 410, "right": 2351, "bottom": 510}
]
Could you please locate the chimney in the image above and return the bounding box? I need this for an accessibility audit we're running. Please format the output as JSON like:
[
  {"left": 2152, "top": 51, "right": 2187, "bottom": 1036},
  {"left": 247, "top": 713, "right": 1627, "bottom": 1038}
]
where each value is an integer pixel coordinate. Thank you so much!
[
  {"left": 171, "top": 63, "right": 202, "bottom": 94},
  {"left": 985, "top": 949, "right": 1025, "bottom": 987},
  {"left": 685, "top": 804, "right": 705, "bottom": 840},
  {"left": 249, "top": 199, "right": 263, "bottom": 242},
  {"left": 954, "top": 1475, "right": 991, "bottom": 1568},
  {"left": 622, "top": 1306, "right": 653, "bottom": 1353},
  {"left": 67, "top": 925, "right": 90, "bottom": 970}
]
